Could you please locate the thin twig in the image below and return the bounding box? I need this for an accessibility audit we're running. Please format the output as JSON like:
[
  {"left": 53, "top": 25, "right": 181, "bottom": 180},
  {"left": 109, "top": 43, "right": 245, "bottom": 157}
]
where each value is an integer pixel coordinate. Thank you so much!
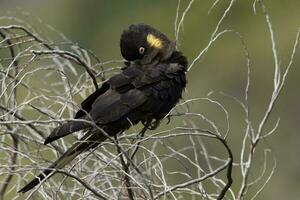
[
  {"left": 0, "top": 25, "right": 99, "bottom": 90},
  {"left": 56, "top": 170, "right": 109, "bottom": 200},
  {"left": 0, "top": 30, "right": 19, "bottom": 200},
  {"left": 115, "top": 135, "right": 135, "bottom": 200}
]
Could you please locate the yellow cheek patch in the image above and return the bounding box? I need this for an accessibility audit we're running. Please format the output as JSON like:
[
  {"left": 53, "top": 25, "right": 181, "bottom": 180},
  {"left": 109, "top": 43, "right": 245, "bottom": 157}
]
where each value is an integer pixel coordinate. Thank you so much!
[{"left": 147, "top": 34, "right": 163, "bottom": 49}]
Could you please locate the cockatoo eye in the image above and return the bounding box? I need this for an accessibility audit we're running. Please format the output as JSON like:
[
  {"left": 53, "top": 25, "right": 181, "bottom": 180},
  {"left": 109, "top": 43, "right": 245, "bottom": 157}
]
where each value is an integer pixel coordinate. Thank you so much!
[{"left": 139, "top": 47, "right": 145, "bottom": 55}]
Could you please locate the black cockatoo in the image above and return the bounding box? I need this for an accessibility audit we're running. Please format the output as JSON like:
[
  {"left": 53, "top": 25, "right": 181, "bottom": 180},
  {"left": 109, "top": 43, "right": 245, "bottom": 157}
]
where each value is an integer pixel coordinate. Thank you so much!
[{"left": 19, "top": 24, "right": 188, "bottom": 193}]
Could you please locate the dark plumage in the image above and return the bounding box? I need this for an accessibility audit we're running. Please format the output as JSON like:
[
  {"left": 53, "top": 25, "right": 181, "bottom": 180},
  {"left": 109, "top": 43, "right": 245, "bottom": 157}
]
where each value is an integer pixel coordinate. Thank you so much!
[{"left": 18, "top": 23, "right": 188, "bottom": 193}]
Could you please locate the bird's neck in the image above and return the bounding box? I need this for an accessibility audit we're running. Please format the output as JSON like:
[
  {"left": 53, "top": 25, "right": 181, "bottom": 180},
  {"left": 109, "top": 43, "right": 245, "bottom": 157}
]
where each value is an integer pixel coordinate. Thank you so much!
[{"left": 164, "top": 51, "right": 188, "bottom": 69}]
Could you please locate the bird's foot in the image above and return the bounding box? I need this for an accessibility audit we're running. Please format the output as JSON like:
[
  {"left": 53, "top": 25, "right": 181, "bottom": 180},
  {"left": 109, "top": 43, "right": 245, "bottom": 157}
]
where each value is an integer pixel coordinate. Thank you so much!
[{"left": 143, "top": 119, "right": 160, "bottom": 130}]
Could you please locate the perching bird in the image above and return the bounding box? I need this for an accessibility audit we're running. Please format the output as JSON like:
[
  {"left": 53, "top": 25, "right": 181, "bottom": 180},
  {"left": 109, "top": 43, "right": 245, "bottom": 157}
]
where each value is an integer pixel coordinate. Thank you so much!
[{"left": 19, "top": 23, "right": 188, "bottom": 193}]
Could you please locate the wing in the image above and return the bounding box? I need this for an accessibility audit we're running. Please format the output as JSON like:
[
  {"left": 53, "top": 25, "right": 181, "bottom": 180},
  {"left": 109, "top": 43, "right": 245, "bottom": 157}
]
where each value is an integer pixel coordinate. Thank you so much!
[
  {"left": 74, "top": 63, "right": 147, "bottom": 119},
  {"left": 44, "top": 82, "right": 110, "bottom": 145},
  {"left": 74, "top": 82, "right": 110, "bottom": 119},
  {"left": 44, "top": 66, "right": 148, "bottom": 144}
]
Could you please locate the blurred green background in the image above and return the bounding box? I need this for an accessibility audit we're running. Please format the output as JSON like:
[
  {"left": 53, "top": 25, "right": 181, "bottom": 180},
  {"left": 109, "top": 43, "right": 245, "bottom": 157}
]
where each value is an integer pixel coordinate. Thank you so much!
[{"left": 1, "top": 0, "right": 300, "bottom": 199}]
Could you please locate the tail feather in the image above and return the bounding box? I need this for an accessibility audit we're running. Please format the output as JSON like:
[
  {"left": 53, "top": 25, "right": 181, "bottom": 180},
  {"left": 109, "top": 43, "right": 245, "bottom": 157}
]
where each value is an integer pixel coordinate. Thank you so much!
[
  {"left": 44, "top": 121, "right": 90, "bottom": 145},
  {"left": 17, "top": 168, "right": 54, "bottom": 194},
  {"left": 18, "top": 131, "right": 106, "bottom": 193}
]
